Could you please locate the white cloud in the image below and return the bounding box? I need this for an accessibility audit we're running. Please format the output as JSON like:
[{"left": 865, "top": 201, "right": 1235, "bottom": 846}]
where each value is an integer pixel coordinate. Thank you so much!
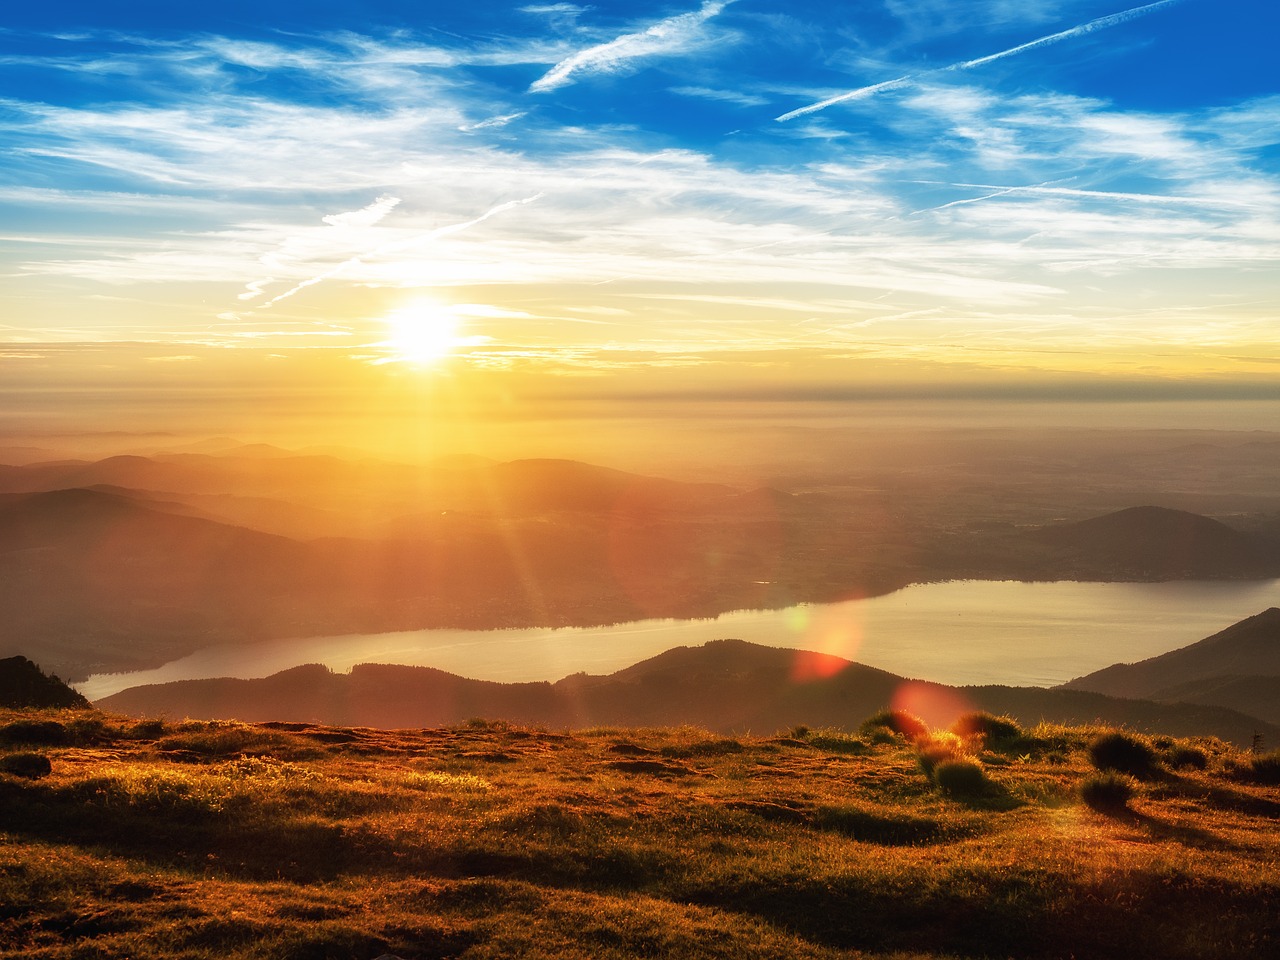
[
  {"left": 670, "top": 85, "right": 768, "bottom": 107},
  {"left": 459, "top": 112, "right": 529, "bottom": 131},
  {"left": 322, "top": 195, "right": 402, "bottom": 229},
  {"left": 529, "top": 0, "right": 735, "bottom": 93},
  {"left": 883, "top": 0, "right": 1068, "bottom": 37},
  {"left": 520, "top": 3, "right": 591, "bottom": 31},
  {"left": 777, "top": 0, "right": 1187, "bottom": 121},
  {"left": 3, "top": 14, "right": 1276, "bottom": 361}
]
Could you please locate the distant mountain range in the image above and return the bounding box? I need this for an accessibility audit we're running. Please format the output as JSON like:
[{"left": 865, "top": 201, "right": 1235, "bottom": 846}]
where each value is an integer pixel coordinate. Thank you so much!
[
  {"left": 1025, "top": 506, "right": 1280, "bottom": 580},
  {"left": 4, "top": 448, "right": 1280, "bottom": 682},
  {"left": 97, "top": 622, "right": 1280, "bottom": 746},
  {"left": 1063, "top": 607, "right": 1280, "bottom": 724},
  {"left": 927, "top": 504, "right": 1280, "bottom": 582}
]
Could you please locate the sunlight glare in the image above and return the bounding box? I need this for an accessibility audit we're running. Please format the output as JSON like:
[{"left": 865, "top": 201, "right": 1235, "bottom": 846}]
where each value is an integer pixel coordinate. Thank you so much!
[{"left": 382, "top": 303, "right": 463, "bottom": 365}]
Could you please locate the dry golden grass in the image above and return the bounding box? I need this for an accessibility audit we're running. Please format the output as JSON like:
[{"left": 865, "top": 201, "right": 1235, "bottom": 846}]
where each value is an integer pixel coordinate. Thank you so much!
[{"left": 1, "top": 710, "right": 1278, "bottom": 959}]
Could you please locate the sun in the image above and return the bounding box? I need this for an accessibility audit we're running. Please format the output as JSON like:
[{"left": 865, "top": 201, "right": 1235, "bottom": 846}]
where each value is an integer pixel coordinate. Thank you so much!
[{"left": 382, "top": 303, "right": 463, "bottom": 365}]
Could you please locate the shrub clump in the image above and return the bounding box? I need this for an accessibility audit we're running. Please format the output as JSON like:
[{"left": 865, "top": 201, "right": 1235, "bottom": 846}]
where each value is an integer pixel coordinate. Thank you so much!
[
  {"left": 932, "top": 758, "right": 989, "bottom": 798},
  {"left": 0, "top": 751, "right": 53, "bottom": 779},
  {"left": 1233, "top": 749, "right": 1280, "bottom": 785},
  {"left": 860, "top": 709, "right": 929, "bottom": 742},
  {"left": 1080, "top": 772, "right": 1136, "bottom": 811},
  {"left": 1088, "top": 731, "right": 1157, "bottom": 778},
  {"left": 0, "top": 719, "right": 70, "bottom": 746},
  {"left": 1165, "top": 745, "right": 1209, "bottom": 771},
  {"left": 126, "top": 718, "right": 168, "bottom": 740},
  {"left": 951, "top": 712, "right": 1023, "bottom": 745},
  {"left": 916, "top": 736, "right": 961, "bottom": 780},
  {"left": 806, "top": 731, "right": 869, "bottom": 755}
]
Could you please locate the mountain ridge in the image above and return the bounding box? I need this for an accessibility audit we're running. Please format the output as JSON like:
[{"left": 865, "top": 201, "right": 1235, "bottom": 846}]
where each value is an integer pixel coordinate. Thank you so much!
[
  {"left": 1025, "top": 506, "right": 1280, "bottom": 579},
  {"left": 1062, "top": 607, "right": 1280, "bottom": 723},
  {"left": 95, "top": 636, "right": 1278, "bottom": 746},
  {"left": 6, "top": 447, "right": 1280, "bottom": 683}
]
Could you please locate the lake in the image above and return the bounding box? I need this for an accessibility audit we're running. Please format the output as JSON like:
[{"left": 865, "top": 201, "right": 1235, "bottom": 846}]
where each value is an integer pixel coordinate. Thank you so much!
[{"left": 76, "top": 579, "right": 1280, "bottom": 701}]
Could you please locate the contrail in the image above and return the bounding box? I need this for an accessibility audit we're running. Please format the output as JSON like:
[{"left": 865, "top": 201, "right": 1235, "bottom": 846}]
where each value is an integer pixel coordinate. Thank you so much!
[
  {"left": 775, "top": 77, "right": 912, "bottom": 123},
  {"left": 952, "top": 0, "right": 1186, "bottom": 70},
  {"left": 259, "top": 193, "right": 544, "bottom": 308},
  {"left": 775, "top": 0, "right": 1188, "bottom": 122},
  {"left": 899, "top": 177, "right": 1076, "bottom": 217}
]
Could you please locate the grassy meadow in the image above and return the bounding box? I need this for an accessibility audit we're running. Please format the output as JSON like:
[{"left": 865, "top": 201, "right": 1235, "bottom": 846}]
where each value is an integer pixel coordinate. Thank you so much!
[{"left": 2, "top": 709, "right": 1279, "bottom": 959}]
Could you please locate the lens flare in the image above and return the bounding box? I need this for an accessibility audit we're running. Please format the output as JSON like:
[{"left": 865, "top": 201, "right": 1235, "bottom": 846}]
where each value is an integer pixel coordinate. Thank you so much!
[
  {"left": 788, "top": 602, "right": 865, "bottom": 682},
  {"left": 891, "top": 681, "right": 974, "bottom": 731}
]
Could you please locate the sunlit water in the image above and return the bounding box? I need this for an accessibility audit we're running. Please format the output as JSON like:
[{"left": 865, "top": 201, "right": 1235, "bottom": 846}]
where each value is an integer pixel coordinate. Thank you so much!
[{"left": 76, "top": 579, "right": 1280, "bottom": 700}]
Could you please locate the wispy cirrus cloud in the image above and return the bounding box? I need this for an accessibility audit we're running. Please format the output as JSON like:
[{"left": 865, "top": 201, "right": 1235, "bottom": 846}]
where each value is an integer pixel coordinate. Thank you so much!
[
  {"left": 670, "top": 85, "right": 769, "bottom": 107},
  {"left": 252, "top": 193, "right": 544, "bottom": 309},
  {"left": 2, "top": 2, "right": 1275, "bottom": 372},
  {"left": 883, "top": 0, "right": 1068, "bottom": 37},
  {"left": 776, "top": 0, "right": 1188, "bottom": 121},
  {"left": 459, "top": 111, "right": 528, "bottom": 132},
  {"left": 238, "top": 195, "right": 401, "bottom": 303},
  {"left": 529, "top": 0, "right": 736, "bottom": 93}
]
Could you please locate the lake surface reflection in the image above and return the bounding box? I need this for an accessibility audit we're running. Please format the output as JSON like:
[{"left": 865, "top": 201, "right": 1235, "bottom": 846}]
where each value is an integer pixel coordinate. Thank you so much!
[{"left": 77, "top": 579, "right": 1280, "bottom": 700}]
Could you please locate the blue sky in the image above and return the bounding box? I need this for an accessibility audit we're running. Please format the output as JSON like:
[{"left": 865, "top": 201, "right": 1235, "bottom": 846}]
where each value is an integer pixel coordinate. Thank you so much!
[{"left": 1, "top": 0, "right": 1278, "bottom": 446}]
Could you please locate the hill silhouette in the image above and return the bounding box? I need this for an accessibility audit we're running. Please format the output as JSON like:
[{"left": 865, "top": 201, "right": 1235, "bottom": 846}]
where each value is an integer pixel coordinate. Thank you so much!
[
  {"left": 96, "top": 637, "right": 1277, "bottom": 745},
  {"left": 0, "top": 453, "right": 732, "bottom": 521},
  {"left": 1025, "top": 505, "right": 1280, "bottom": 579},
  {"left": 1063, "top": 607, "right": 1280, "bottom": 723},
  {"left": 0, "top": 483, "right": 748, "bottom": 679},
  {"left": 0, "top": 656, "right": 89, "bottom": 708},
  {"left": 8, "top": 449, "right": 1280, "bottom": 684},
  {"left": 0, "top": 488, "right": 321, "bottom": 677},
  {"left": 0, "top": 457, "right": 820, "bottom": 680},
  {"left": 1143, "top": 675, "right": 1280, "bottom": 725}
]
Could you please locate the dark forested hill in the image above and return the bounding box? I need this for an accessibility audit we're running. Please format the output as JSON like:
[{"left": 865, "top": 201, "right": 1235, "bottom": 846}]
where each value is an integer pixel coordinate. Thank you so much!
[
  {"left": 1025, "top": 506, "right": 1280, "bottom": 579},
  {"left": 1063, "top": 607, "right": 1280, "bottom": 723},
  {"left": 97, "top": 638, "right": 1278, "bottom": 745},
  {"left": 0, "top": 655, "right": 89, "bottom": 709}
]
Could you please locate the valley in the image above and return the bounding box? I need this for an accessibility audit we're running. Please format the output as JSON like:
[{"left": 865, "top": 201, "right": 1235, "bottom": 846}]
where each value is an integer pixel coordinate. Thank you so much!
[{"left": 6, "top": 429, "right": 1280, "bottom": 684}]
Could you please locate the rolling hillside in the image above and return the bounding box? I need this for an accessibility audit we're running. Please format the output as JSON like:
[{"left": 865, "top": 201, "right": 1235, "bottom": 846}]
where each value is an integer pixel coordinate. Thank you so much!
[
  {"left": 96, "top": 638, "right": 1278, "bottom": 745},
  {"left": 4, "top": 710, "right": 1279, "bottom": 960},
  {"left": 1063, "top": 607, "right": 1280, "bottom": 723},
  {"left": 1025, "top": 506, "right": 1280, "bottom": 579}
]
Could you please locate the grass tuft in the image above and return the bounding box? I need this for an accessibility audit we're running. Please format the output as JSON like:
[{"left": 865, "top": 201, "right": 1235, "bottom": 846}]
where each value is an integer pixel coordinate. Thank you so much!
[
  {"left": 951, "top": 711, "right": 1024, "bottom": 745},
  {"left": 1080, "top": 771, "right": 1137, "bottom": 812},
  {"left": 915, "top": 734, "right": 962, "bottom": 780},
  {"left": 804, "top": 729, "right": 869, "bottom": 754},
  {"left": 1164, "top": 744, "right": 1209, "bottom": 771},
  {"left": 1232, "top": 749, "right": 1280, "bottom": 785},
  {"left": 859, "top": 709, "right": 929, "bottom": 741},
  {"left": 1088, "top": 730, "right": 1158, "bottom": 778},
  {"left": 932, "top": 757, "right": 989, "bottom": 798},
  {"left": 0, "top": 718, "right": 71, "bottom": 746}
]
